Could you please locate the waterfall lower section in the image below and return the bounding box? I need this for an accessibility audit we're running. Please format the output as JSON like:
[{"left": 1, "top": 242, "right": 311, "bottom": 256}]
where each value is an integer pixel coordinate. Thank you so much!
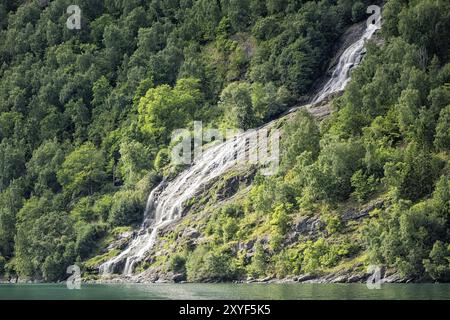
[
  {"left": 100, "top": 128, "right": 271, "bottom": 276},
  {"left": 99, "top": 22, "right": 380, "bottom": 277}
]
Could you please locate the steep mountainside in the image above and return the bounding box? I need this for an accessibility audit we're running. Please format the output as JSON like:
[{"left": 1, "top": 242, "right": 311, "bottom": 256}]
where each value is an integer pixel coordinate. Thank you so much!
[{"left": 0, "top": 0, "right": 449, "bottom": 284}]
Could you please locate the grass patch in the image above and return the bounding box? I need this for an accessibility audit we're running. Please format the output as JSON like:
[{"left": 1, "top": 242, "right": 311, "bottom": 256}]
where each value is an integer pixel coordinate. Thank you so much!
[{"left": 84, "top": 249, "right": 120, "bottom": 270}]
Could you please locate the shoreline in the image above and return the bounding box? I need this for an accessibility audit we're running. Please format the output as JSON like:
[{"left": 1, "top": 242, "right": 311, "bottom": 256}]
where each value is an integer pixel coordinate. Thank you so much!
[
  {"left": 0, "top": 275, "right": 412, "bottom": 285},
  {"left": 1, "top": 267, "right": 442, "bottom": 285}
]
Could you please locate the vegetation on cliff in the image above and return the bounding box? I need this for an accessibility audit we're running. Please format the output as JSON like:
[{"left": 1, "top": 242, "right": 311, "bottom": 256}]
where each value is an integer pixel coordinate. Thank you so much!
[{"left": 0, "top": 0, "right": 449, "bottom": 282}]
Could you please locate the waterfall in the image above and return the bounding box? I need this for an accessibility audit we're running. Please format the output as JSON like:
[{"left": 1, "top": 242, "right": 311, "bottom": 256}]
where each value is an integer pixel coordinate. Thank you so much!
[
  {"left": 311, "top": 23, "right": 379, "bottom": 104},
  {"left": 100, "top": 129, "right": 265, "bottom": 276},
  {"left": 100, "top": 22, "right": 379, "bottom": 277}
]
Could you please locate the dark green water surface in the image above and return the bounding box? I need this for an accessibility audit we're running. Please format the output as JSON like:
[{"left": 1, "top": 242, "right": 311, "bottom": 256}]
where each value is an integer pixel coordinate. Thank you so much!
[{"left": 0, "top": 283, "right": 449, "bottom": 300}]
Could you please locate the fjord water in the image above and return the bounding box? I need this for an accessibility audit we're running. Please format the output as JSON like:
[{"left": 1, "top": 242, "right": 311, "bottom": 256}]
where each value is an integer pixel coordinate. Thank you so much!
[
  {"left": 1, "top": 283, "right": 449, "bottom": 300},
  {"left": 100, "top": 22, "right": 381, "bottom": 277}
]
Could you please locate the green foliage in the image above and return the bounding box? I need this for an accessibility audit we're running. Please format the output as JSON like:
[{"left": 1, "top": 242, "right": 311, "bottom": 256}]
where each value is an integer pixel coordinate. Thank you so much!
[
  {"left": 0, "top": 0, "right": 449, "bottom": 282},
  {"left": 239, "top": 0, "right": 450, "bottom": 281},
  {"left": 169, "top": 254, "right": 187, "bottom": 274},
  {"left": 351, "top": 169, "right": 377, "bottom": 202},
  {"left": 269, "top": 204, "right": 291, "bottom": 235},
  {"left": 351, "top": 1, "right": 366, "bottom": 22},
  {"left": 0, "top": 256, "right": 5, "bottom": 275},
  {"left": 118, "top": 140, "right": 152, "bottom": 186},
  {"left": 397, "top": 0, "right": 450, "bottom": 61},
  {"left": 220, "top": 82, "right": 257, "bottom": 130},
  {"left": 0, "top": 140, "right": 25, "bottom": 192},
  {"left": 301, "top": 238, "right": 353, "bottom": 273},
  {"left": 268, "top": 204, "right": 292, "bottom": 251},
  {"left": 364, "top": 176, "right": 449, "bottom": 278},
  {"left": 291, "top": 138, "right": 365, "bottom": 205},
  {"left": 108, "top": 190, "right": 144, "bottom": 227},
  {"left": 221, "top": 203, "right": 244, "bottom": 218},
  {"left": 384, "top": 143, "right": 442, "bottom": 201},
  {"left": 138, "top": 78, "right": 204, "bottom": 145},
  {"left": 247, "top": 242, "right": 267, "bottom": 278},
  {"left": 57, "top": 143, "right": 107, "bottom": 197},
  {"left": 0, "top": 0, "right": 361, "bottom": 279},
  {"left": 14, "top": 196, "right": 76, "bottom": 281},
  {"left": 0, "top": 181, "right": 23, "bottom": 259},
  {"left": 27, "top": 139, "right": 66, "bottom": 195},
  {"left": 220, "top": 81, "right": 292, "bottom": 129},
  {"left": 154, "top": 148, "right": 170, "bottom": 174},
  {"left": 84, "top": 249, "right": 120, "bottom": 270},
  {"left": 282, "top": 110, "right": 320, "bottom": 171},
  {"left": 186, "top": 245, "right": 238, "bottom": 282},
  {"left": 273, "top": 248, "right": 302, "bottom": 278},
  {"left": 222, "top": 218, "right": 239, "bottom": 243},
  {"left": 226, "top": 0, "right": 251, "bottom": 32},
  {"left": 75, "top": 223, "right": 107, "bottom": 260},
  {"left": 434, "top": 105, "right": 450, "bottom": 151},
  {"left": 322, "top": 211, "right": 343, "bottom": 235},
  {"left": 267, "top": 0, "right": 288, "bottom": 15},
  {"left": 92, "top": 194, "right": 114, "bottom": 222},
  {"left": 252, "top": 16, "right": 280, "bottom": 41},
  {"left": 423, "top": 241, "right": 450, "bottom": 281}
]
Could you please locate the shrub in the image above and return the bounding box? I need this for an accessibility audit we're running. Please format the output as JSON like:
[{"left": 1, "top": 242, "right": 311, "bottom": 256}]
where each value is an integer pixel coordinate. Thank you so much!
[
  {"left": 423, "top": 241, "right": 450, "bottom": 281},
  {"left": 93, "top": 194, "right": 114, "bottom": 222},
  {"left": 363, "top": 181, "right": 449, "bottom": 279},
  {"left": 351, "top": 1, "right": 365, "bottom": 22},
  {"left": 221, "top": 203, "right": 244, "bottom": 218},
  {"left": 222, "top": 218, "right": 239, "bottom": 243},
  {"left": 273, "top": 250, "right": 291, "bottom": 278},
  {"left": 84, "top": 250, "right": 120, "bottom": 270},
  {"left": 0, "top": 256, "right": 5, "bottom": 275},
  {"left": 252, "top": 16, "right": 280, "bottom": 41},
  {"left": 434, "top": 105, "right": 450, "bottom": 151},
  {"left": 282, "top": 110, "right": 320, "bottom": 171},
  {"left": 269, "top": 233, "right": 283, "bottom": 251},
  {"left": 300, "top": 238, "right": 353, "bottom": 273},
  {"left": 108, "top": 191, "right": 144, "bottom": 227},
  {"left": 154, "top": 148, "right": 170, "bottom": 173},
  {"left": 118, "top": 140, "right": 152, "bottom": 186},
  {"left": 247, "top": 242, "right": 267, "bottom": 278},
  {"left": 269, "top": 203, "right": 291, "bottom": 234},
  {"left": 273, "top": 248, "right": 302, "bottom": 278},
  {"left": 351, "top": 170, "right": 377, "bottom": 202},
  {"left": 57, "top": 143, "right": 107, "bottom": 197},
  {"left": 384, "top": 143, "right": 442, "bottom": 201},
  {"left": 169, "top": 254, "right": 187, "bottom": 274},
  {"left": 322, "top": 212, "right": 343, "bottom": 235},
  {"left": 186, "top": 245, "right": 237, "bottom": 282},
  {"left": 75, "top": 223, "right": 108, "bottom": 259},
  {"left": 301, "top": 239, "right": 329, "bottom": 273}
]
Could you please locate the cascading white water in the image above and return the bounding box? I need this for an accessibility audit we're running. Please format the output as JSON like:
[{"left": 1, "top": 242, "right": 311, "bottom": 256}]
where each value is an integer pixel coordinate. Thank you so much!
[
  {"left": 100, "top": 22, "right": 379, "bottom": 277},
  {"left": 311, "top": 23, "right": 379, "bottom": 104},
  {"left": 100, "top": 129, "right": 266, "bottom": 275}
]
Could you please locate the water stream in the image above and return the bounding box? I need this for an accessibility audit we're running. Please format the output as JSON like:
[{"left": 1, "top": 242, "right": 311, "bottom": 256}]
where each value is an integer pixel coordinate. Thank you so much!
[{"left": 100, "top": 22, "right": 380, "bottom": 277}]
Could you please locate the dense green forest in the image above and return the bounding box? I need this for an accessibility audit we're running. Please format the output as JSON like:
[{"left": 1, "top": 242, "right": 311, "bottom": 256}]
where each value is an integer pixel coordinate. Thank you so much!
[{"left": 0, "top": 0, "right": 449, "bottom": 283}]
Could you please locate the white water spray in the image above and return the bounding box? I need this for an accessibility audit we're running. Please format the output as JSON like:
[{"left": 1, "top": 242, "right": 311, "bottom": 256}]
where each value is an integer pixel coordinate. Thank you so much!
[
  {"left": 312, "top": 23, "right": 379, "bottom": 104},
  {"left": 100, "top": 22, "right": 379, "bottom": 276},
  {"left": 100, "top": 128, "right": 278, "bottom": 275}
]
